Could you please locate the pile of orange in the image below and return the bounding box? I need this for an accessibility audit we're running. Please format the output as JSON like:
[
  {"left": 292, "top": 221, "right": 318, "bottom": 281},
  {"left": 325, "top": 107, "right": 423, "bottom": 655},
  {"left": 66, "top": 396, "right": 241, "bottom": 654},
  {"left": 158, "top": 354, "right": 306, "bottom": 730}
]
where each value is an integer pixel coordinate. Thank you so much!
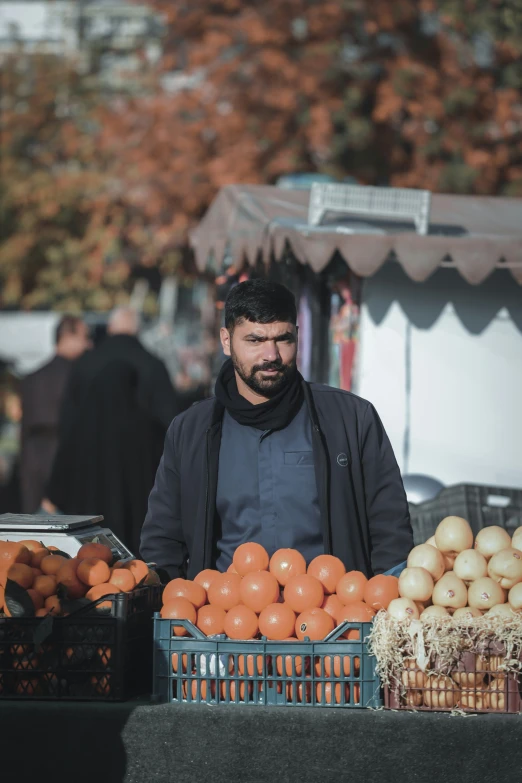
[
  {"left": 0, "top": 539, "right": 160, "bottom": 617},
  {"left": 160, "top": 543, "right": 399, "bottom": 642}
]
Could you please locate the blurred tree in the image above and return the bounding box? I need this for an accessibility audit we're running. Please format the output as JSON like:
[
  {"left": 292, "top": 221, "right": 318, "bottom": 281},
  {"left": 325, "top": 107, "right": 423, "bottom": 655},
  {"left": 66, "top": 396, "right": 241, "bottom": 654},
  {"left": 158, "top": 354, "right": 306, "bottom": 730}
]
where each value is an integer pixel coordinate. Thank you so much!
[{"left": 1, "top": 0, "right": 521, "bottom": 309}]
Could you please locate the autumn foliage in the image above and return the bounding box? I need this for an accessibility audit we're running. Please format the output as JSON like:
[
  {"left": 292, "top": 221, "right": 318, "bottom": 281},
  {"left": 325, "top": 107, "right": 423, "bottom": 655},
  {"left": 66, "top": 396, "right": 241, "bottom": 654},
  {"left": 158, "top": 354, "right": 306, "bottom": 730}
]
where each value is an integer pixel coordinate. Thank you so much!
[{"left": 1, "top": 0, "right": 521, "bottom": 309}]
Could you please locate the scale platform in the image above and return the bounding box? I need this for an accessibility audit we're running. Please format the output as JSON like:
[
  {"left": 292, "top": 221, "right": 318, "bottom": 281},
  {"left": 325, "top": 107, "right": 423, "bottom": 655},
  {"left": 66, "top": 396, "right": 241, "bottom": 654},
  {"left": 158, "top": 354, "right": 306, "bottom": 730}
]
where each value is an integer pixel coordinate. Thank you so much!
[{"left": 0, "top": 514, "right": 134, "bottom": 560}]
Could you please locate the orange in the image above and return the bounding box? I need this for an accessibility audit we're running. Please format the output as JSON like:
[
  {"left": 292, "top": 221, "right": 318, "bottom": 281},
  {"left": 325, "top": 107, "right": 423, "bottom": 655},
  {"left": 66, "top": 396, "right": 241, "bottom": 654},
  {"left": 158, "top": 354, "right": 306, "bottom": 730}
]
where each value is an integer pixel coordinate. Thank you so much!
[
  {"left": 237, "top": 654, "right": 265, "bottom": 676},
  {"left": 286, "top": 681, "right": 312, "bottom": 704},
  {"left": 44, "top": 595, "right": 62, "bottom": 615},
  {"left": 363, "top": 574, "right": 399, "bottom": 611},
  {"left": 258, "top": 603, "right": 296, "bottom": 640},
  {"left": 172, "top": 652, "right": 189, "bottom": 673},
  {"left": 194, "top": 569, "right": 220, "bottom": 591},
  {"left": 315, "top": 655, "right": 353, "bottom": 677},
  {"left": 233, "top": 542, "right": 269, "bottom": 575},
  {"left": 161, "top": 597, "right": 197, "bottom": 636},
  {"left": 19, "top": 540, "right": 44, "bottom": 553},
  {"left": 269, "top": 548, "right": 307, "bottom": 586},
  {"left": 33, "top": 574, "right": 57, "bottom": 599},
  {"left": 283, "top": 574, "right": 324, "bottom": 613},
  {"left": 0, "top": 541, "right": 31, "bottom": 567},
  {"left": 183, "top": 679, "right": 216, "bottom": 701},
  {"left": 316, "top": 682, "right": 349, "bottom": 705},
  {"left": 223, "top": 604, "right": 259, "bottom": 640},
  {"left": 123, "top": 559, "right": 149, "bottom": 584},
  {"left": 91, "top": 675, "right": 111, "bottom": 695},
  {"left": 27, "top": 589, "right": 44, "bottom": 611},
  {"left": 321, "top": 594, "right": 344, "bottom": 624},
  {"left": 31, "top": 567, "right": 43, "bottom": 578},
  {"left": 31, "top": 548, "right": 50, "bottom": 568},
  {"left": 4, "top": 563, "right": 33, "bottom": 589},
  {"left": 16, "top": 677, "right": 40, "bottom": 696},
  {"left": 85, "top": 583, "right": 121, "bottom": 610},
  {"left": 337, "top": 601, "right": 376, "bottom": 639},
  {"left": 40, "top": 555, "right": 68, "bottom": 576},
  {"left": 56, "top": 559, "right": 87, "bottom": 599},
  {"left": 77, "top": 542, "right": 113, "bottom": 564},
  {"left": 112, "top": 560, "right": 126, "bottom": 569},
  {"left": 308, "top": 555, "right": 346, "bottom": 595},
  {"left": 109, "top": 568, "right": 136, "bottom": 592},
  {"left": 35, "top": 607, "right": 49, "bottom": 617},
  {"left": 276, "top": 652, "right": 303, "bottom": 677},
  {"left": 220, "top": 680, "right": 251, "bottom": 701},
  {"left": 77, "top": 557, "right": 111, "bottom": 587},
  {"left": 239, "top": 571, "right": 279, "bottom": 613},
  {"left": 97, "top": 647, "right": 111, "bottom": 668},
  {"left": 207, "top": 573, "right": 242, "bottom": 611},
  {"left": 162, "top": 578, "right": 207, "bottom": 609},
  {"left": 227, "top": 563, "right": 238, "bottom": 574},
  {"left": 295, "top": 608, "right": 335, "bottom": 640},
  {"left": 196, "top": 605, "right": 227, "bottom": 636},
  {"left": 336, "top": 571, "right": 368, "bottom": 605}
]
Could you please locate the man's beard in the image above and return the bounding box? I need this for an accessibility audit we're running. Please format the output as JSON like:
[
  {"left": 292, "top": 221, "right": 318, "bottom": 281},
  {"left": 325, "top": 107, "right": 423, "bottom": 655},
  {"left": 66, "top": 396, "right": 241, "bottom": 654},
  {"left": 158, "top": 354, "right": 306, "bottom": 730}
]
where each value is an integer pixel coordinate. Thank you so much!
[{"left": 230, "top": 350, "right": 297, "bottom": 399}]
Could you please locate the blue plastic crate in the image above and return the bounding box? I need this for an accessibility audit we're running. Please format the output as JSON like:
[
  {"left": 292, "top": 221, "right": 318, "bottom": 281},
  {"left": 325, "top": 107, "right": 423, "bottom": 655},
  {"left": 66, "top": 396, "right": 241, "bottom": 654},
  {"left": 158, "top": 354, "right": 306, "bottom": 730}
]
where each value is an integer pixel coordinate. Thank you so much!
[{"left": 153, "top": 615, "right": 381, "bottom": 708}]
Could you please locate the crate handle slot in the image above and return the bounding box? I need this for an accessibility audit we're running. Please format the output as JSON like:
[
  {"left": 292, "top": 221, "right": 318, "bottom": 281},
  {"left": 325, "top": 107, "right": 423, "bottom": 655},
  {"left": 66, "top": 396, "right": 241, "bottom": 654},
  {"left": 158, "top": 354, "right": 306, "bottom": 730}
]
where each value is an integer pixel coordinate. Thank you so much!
[
  {"left": 486, "top": 495, "right": 511, "bottom": 508},
  {"left": 169, "top": 619, "right": 207, "bottom": 640},
  {"left": 324, "top": 620, "right": 372, "bottom": 642}
]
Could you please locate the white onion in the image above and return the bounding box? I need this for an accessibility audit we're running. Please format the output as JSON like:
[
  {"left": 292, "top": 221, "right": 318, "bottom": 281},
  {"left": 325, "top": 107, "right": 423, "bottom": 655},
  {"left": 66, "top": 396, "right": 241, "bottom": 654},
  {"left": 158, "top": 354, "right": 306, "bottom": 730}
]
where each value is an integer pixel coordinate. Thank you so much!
[
  {"left": 420, "top": 605, "right": 450, "bottom": 620},
  {"left": 435, "top": 516, "right": 473, "bottom": 555},
  {"left": 399, "top": 567, "right": 434, "bottom": 602},
  {"left": 453, "top": 607, "right": 483, "bottom": 620},
  {"left": 512, "top": 526, "right": 522, "bottom": 551},
  {"left": 474, "top": 526, "right": 512, "bottom": 560},
  {"left": 425, "top": 535, "right": 438, "bottom": 548},
  {"left": 431, "top": 572, "right": 467, "bottom": 609},
  {"left": 488, "top": 548, "right": 522, "bottom": 589},
  {"left": 508, "top": 582, "right": 522, "bottom": 612},
  {"left": 407, "top": 544, "right": 445, "bottom": 581},
  {"left": 467, "top": 577, "right": 506, "bottom": 610},
  {"left": 453, "top": 549, "right": 488, "bottom": 583},
  {"left": 387, "top": 597, "right": 420, "bottom": 622},
  {"left": 423, "top": 675, "right": 460, "bottom": 708},
  {"left": 486, "top": 603, "right": 516, "bottom": 619}
]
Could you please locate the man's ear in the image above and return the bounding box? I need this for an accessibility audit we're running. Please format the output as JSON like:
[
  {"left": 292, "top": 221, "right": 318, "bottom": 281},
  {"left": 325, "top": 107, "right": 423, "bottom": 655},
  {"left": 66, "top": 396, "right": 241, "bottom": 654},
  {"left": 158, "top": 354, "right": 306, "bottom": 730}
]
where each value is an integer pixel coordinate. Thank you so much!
[{"left": 220, "top": 327, "right": 231, "bottom": 357}]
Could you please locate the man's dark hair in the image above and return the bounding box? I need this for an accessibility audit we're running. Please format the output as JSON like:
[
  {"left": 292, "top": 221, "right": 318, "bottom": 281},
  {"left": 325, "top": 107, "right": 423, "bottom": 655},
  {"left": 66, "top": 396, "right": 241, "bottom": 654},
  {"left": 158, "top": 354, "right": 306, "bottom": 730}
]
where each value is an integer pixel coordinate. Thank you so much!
[
  {"left": 224, "top": 279, "right": 297, "bottom": 331},
  {"left": 54, "top": 314, "right": 84, "bottom": 345}
]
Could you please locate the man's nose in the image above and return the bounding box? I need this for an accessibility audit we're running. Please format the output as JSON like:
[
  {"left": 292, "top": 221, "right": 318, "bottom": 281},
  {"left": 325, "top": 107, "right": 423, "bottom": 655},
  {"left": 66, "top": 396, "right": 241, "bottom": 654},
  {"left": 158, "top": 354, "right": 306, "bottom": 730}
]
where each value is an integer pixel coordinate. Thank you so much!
[{"left": 261, "top": 341, "right": 279, "bottom": 362}]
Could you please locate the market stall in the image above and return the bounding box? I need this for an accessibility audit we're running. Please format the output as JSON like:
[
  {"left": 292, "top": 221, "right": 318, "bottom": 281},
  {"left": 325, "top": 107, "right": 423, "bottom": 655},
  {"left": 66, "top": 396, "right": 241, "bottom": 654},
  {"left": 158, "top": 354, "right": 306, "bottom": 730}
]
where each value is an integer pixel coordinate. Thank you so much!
[{"left": 190, "top": 184, "right": 522, "bottom": 489}]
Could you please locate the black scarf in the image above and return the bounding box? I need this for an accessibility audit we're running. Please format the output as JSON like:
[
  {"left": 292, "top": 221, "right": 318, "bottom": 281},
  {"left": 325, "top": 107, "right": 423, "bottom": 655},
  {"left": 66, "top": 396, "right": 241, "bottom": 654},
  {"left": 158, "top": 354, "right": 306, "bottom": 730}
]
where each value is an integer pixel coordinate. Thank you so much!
[{"left": 214, "top": 358, "right": 304, "bottom": 431}]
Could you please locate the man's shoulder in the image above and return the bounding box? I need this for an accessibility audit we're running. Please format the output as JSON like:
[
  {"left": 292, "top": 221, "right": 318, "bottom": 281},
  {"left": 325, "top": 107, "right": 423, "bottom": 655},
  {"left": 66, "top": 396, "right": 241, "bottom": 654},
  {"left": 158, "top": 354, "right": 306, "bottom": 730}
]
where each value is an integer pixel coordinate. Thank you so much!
[
  {"left": 170, "top": 396, "right": 215, "bottom": 433},
  {"left": 308, "top": 383, "right": 372, "bottom": 413},
  {"left": 22, "top": 356, "right": 67, "bottom": 386}
]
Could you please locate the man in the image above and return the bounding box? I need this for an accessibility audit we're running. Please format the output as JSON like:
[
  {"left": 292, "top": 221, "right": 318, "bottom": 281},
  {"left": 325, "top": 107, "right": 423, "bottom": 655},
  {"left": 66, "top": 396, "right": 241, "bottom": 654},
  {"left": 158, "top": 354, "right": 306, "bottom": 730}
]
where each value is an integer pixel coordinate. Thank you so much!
[
  {"left": 44, "top": 307, "right": 179, "bottom": 555},
  {"left": 20, "top": 315, "right": 90, "bottom": 512},
  {"left": 141, "top": 279, "right": 413, "bottom": 579}
]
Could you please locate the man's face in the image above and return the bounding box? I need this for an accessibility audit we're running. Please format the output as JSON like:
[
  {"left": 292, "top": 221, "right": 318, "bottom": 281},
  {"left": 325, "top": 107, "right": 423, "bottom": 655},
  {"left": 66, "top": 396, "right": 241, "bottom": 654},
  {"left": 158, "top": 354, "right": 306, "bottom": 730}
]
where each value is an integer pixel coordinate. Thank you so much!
[
  {"left": 69, "top": 322, "right": 92, "bottom": 358},
  {"left": 221, "top": 320, "right": 298, "bottom": 398}
]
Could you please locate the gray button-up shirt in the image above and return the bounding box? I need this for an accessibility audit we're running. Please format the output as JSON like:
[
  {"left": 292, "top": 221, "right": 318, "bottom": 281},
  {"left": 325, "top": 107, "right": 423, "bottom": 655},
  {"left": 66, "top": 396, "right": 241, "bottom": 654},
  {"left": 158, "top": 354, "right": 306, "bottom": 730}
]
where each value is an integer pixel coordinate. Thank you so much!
[{"left": 215, "top": 403, "right": 323, "bottom": 572}]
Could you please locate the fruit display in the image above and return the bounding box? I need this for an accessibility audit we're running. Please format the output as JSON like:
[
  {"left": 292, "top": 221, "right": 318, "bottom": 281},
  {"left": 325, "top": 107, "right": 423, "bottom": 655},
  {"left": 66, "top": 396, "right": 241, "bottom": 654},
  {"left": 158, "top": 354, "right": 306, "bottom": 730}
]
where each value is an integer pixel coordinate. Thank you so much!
[
  {"left": 0, "top": 539, "right": 162, "bottom": 701},
  {"left": 0, "top": 540, "right": 159, "bottom": 618},
  {"left": 368, "top": 519, "right": 522, "bottom": 713},
  {"left": 155, "top": 544, "right": 384, "bottom": 708}
]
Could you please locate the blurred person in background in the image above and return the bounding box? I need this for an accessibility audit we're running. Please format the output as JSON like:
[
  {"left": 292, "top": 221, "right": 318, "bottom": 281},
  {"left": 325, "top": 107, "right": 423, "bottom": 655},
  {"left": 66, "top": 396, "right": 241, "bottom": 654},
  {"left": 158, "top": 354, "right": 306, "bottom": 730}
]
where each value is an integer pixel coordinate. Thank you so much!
[
  {"left": 20, "top": 315, "right": 91, "bottom": 513},
  {"left": 43, "top": 307, "right": 179, "bottom": 555}
]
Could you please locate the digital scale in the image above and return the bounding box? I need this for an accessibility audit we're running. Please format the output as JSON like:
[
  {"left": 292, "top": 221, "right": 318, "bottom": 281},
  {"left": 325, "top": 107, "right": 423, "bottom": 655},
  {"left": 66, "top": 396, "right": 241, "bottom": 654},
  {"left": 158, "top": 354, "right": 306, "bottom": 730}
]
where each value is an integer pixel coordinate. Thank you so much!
[{"left": 0, "top": 514, "right": 135, "bottom": 560}]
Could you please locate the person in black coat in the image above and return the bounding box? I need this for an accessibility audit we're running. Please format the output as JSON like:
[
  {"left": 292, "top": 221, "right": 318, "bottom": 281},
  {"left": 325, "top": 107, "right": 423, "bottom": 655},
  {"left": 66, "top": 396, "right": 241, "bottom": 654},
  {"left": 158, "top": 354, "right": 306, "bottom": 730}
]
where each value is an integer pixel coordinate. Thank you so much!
[
  {"left": 20, "top": 315, "right": 91, "bottom": 513},
  {"left": 44, "top": 308, "right": 179, "bottom": 556},
  {"left": 141, "top": 280, "right": 413, "bottom": 580}
]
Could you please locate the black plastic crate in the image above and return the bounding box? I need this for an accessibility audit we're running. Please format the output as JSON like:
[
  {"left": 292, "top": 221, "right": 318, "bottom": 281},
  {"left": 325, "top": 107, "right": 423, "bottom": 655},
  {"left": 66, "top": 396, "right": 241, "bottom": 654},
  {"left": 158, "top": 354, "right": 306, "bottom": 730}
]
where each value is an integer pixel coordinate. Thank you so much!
[
  {"left": 410, "top": 483, "right": 522, "bottom": 545},
  {"left": 0, "top": 585, "right": 162, "bottom": 701},
  {"left": 153, "top": 616, "right": 381, "bottom": 709}
]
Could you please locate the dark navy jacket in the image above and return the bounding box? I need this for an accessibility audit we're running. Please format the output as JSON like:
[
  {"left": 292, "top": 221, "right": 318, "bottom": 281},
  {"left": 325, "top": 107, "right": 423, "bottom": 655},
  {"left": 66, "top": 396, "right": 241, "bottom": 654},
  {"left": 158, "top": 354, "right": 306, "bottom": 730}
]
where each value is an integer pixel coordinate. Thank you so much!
[{"left": 140, "top": 383, "right": 413, "bottom": 580}]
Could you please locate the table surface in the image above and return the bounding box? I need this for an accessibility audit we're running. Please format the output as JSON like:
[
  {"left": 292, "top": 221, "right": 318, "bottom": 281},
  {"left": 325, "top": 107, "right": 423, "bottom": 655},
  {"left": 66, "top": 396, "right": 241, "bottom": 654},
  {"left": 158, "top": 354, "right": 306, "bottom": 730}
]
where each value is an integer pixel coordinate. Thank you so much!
[{"left": 1, "top": 698, "right": 521, "bottom": 783}]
